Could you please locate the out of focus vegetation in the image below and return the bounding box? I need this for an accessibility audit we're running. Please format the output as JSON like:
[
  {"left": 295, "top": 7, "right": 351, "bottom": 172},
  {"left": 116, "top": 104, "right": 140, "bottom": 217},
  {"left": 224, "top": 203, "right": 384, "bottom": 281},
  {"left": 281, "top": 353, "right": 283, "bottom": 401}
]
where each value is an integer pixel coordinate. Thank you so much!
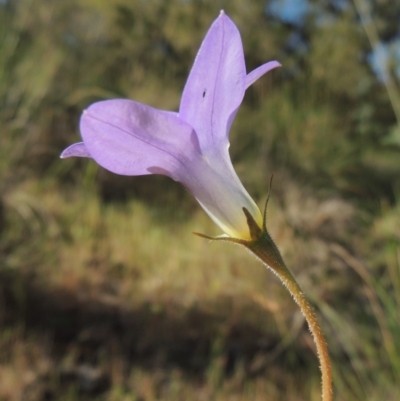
[{"left": 1, "top": 0, "right": 400, "bottom": 400}]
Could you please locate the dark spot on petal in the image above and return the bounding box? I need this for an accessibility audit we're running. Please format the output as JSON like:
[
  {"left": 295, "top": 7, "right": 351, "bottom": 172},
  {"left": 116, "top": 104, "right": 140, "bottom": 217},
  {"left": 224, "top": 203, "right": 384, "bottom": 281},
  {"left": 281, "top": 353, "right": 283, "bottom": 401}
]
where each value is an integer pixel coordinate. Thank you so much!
[{"left": 202, "top": 90, "right": 206, "bottom": 98}]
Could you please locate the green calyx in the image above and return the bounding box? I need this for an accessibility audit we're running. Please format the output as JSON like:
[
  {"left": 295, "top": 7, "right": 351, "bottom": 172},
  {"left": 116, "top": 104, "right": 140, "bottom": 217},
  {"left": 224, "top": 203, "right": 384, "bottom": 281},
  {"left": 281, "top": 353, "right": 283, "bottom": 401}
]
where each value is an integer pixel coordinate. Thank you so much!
[{"left": 193, "top": 177, "right": 286, "bottom": 275}]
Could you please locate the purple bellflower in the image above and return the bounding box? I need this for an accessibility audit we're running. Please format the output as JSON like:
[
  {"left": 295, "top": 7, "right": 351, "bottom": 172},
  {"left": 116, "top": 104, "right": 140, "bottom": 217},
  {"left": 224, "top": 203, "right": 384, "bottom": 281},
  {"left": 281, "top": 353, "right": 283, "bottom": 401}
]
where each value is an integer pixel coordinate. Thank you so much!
[
  {"left": 61, "top": 11, "right": 280, "bottom": 240},
  {"left": 61, "top": 13, "right": 334, "bottom": 398}
]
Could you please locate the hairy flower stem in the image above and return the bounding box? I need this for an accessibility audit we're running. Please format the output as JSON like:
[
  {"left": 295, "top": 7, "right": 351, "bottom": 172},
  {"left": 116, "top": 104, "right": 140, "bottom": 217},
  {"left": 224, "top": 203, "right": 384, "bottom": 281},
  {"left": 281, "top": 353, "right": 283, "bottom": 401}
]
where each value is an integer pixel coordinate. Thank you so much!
[
  {"left": 194, "top": 202, "right": 333, "bottom": 401},
  {"left": 245, "top": 233, "right": 333, "bottom": 401}
]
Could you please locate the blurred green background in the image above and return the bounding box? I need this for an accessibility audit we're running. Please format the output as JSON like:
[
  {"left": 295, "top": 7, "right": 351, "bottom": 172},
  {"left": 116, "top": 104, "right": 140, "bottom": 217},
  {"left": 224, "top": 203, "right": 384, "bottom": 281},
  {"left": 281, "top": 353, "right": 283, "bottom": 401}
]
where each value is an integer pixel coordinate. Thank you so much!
[{"left": 1, "top": 0, "right": 400, "bottom": 400}]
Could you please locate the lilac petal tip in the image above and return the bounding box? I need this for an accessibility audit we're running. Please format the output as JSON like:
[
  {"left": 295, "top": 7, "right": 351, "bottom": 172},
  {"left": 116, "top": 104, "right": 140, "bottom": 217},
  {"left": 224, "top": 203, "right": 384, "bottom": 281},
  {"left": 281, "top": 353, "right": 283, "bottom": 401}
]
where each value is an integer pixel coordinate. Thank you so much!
[
  {"left": 60, "top": 142, "right": 91, "bottom": 158},
  {"left": 179, "top": 10, "right": 246, "bottom": 149},
  {"left": 245, "top": 60, "right": 281, "bottom": 90}
]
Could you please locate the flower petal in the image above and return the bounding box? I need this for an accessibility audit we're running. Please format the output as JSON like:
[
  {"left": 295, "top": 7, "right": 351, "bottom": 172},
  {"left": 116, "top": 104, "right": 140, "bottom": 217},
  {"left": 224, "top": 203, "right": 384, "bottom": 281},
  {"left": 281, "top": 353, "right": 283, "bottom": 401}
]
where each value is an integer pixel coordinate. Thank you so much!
[
  {"left": 61, "top": 142, "right": 92, "bottom": 158},
  {"left": 179, "top": 11, "right": 246, "bottom": 151},
  {"left": 78, "top": 99, "right": 200, "bottom": 178},
  {"left": 176, "top": 147, "right": 263, "bottom": 240},
  {"left": 245, "top": 61, "right": 281, "bottom": 89}
]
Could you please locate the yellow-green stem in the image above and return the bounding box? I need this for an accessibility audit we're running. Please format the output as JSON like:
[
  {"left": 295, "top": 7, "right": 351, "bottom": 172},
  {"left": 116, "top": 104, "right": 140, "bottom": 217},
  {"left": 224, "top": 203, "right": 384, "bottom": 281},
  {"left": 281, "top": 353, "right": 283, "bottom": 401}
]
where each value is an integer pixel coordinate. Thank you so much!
[
  {"left": 247, "top": 234, "right": 333, "bottom": 401},
  {"left": 194, "top": 205, "right": 333, "bottom": 401}
]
